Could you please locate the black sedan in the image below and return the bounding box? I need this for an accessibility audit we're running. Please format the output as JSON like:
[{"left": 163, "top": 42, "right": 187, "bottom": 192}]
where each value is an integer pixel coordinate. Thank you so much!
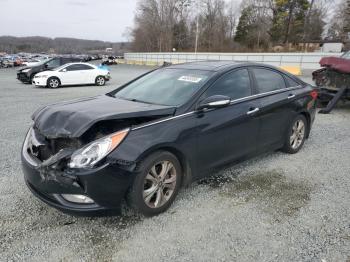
[{"left": 21, "top": 61, "right": 317, "bottom": 216}]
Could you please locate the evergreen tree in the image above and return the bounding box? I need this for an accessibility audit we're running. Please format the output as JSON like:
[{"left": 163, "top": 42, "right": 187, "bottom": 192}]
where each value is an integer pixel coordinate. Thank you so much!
[
  {"left": 234, "top": 6, "right": 254, "bottom": 45},
  {"left": 270, "top": 0, "right": 309, "bottom": 44}
]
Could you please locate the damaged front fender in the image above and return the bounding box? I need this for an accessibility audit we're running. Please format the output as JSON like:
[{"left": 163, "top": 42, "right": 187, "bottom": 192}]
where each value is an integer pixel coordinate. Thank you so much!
[{"left": 32, "top": 95, "right": 175, "bottom": 139}]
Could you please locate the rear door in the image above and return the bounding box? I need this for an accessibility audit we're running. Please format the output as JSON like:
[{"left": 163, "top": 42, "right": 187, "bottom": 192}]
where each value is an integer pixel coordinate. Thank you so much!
[
  {"left": 195, "top": 68, "right": 261, "bottom": 176},
  {"left": 250, "top": 67, "right": 303, "bottom": 150}
]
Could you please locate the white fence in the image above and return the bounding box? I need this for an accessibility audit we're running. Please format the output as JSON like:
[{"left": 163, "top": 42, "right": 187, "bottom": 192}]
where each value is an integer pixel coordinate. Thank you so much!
[{"left": 124, "top": 52, "right": 341, "bottom": 70}]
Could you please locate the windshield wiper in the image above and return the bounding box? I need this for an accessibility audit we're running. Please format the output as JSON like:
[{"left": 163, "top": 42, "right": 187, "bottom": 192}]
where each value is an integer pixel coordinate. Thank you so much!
[{"left": 116, "top": 96, "right": 156, "bottom": 105}]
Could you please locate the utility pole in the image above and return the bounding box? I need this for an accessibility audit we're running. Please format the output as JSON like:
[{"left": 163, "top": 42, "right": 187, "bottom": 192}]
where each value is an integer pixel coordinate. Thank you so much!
[
  {"left": 183, "top": 0, "right": 201, "bottom": 53},
  {"left": 195, "top": 6, "right": 199, "bottom": 53}
]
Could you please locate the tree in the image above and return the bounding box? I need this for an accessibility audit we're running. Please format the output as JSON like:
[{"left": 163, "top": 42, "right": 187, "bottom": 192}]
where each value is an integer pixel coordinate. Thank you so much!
[
  {"left": 270, "top": 0, "right": 310, "bottom": 44},
  {"left": 235, "top": 7, "right": 255, "bottom": 46},
  {"left": 344, "top": 0, "right": 350, "bottom": 39},
  {"left": 198, "top": 0, "right": 229, "bottom": 51},
  {"left": 235, "top": 0, "right": 272, "bottom": 50},
  {"left": 326, "top": 0, "right": 350, "bottom": 40}
]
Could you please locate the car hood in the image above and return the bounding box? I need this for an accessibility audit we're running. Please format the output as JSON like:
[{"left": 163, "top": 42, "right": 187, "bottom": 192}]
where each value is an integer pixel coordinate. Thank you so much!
[
  {"left": 32, "top": 95, "right": 176, "bottom": 138},
  {"left": 19, "top": 64, "right": 43, "bottom": 72},
  {"left": 320, "top": 56, "right": 350, "bottom": 73},
  {"left": 19, "top": 66, "right": 31, "bottom": 71},
  {"left": 35, "top": 70, "right": 54, "bottom": 76}
]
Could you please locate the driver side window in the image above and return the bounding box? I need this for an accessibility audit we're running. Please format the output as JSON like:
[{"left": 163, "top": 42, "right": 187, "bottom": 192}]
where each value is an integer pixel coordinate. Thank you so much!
[
  {"left": 203, "top": 69, "right": 252, "bottom": 100},
  {"left": 46, "top": 59, "right": 60, "bottom": 68}
]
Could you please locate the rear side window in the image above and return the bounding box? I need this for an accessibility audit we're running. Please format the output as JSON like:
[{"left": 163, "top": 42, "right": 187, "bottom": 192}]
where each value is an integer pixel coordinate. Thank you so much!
[
  {"left": 203, "top": 69, "right": 251, "bottom": 99},
  {"left": 252, "top": 68, "right": 286, "bottom": 93},
  {"left": 65, "top": 64, "right": 93, "bottom": 71},
  {"left": 76, "top": 64, "right": 94, "bottom": 70},
  {"left": 284, "top": 75, "right": 300, "bottom": 87}
]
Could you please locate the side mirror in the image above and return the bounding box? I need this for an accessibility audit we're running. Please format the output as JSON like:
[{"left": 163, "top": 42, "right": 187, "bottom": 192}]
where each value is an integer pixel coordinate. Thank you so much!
[
  {"left": 61, "top": 68, "right": 67, "bottom": 72},
  {"left": 197, "top": 95, "right": 231, "bottom": 111},
  {"left": 44, "top": 64, "right": 48, "bottom": 68}
]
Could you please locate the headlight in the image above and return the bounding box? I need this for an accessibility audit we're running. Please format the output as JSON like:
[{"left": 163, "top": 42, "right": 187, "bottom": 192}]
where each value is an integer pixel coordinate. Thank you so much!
[
  {"left": 21, "top": 69, "right": 30, "bottom": 73},
  {"left": 68, "top": 129, "right": 129, "bottom": 169},
  {"left": 35, "top": 75, "right": 48, "bottom": 78}
]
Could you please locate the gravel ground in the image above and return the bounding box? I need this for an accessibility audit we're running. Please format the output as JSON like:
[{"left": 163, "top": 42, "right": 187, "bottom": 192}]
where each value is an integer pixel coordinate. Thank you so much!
[{"left": 0, "top": 65, "right": 349, "bottom": 262}]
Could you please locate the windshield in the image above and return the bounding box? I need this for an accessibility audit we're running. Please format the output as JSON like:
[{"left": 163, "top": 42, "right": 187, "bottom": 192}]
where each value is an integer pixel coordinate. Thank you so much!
[
  {"left": 34, "top": 58, "right": 51, "bottom": 66},
  {"left": 114, "top": 68, "right": 213, "bottom": 106},
  {"left": 341, "top": 51, "right": 350, "bottom": 59},
  {"left": 54, "top": 64, "right": 69, "bottom": 71}
]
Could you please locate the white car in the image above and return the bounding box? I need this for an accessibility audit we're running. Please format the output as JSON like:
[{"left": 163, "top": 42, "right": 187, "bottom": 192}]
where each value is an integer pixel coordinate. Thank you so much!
[{"left": 32, "top": 63, "right": 111, "bottom": 88}]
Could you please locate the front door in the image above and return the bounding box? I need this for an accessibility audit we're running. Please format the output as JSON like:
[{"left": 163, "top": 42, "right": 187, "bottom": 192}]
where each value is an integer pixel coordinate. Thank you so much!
[
  {"left": 61, "top": 64, "right": 88, "bottom": 85},
  {"left": 195, "top": 68, "right": 260, "bottom": 177}
]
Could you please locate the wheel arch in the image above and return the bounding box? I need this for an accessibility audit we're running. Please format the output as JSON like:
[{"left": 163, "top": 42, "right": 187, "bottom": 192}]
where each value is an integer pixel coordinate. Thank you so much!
[
  {"left": 299, "top": 111, "right": 311, "bottom": 138},
  {"left": 47, "top": 76, "right": 61, "bottom": 86},
  {"left": 136, "top": 145, "right": 193, "bottom": 188}
]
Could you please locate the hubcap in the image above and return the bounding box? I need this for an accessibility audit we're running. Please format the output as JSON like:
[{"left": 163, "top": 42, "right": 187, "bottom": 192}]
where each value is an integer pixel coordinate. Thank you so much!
[
  {"left": 97, "top": 77, "right": 104, "bottom": 85},
  {"left": 290, "top": 119, "right": 305, "bottom": 149},
  {"left": 143, "top": 161, "right": 177, "bottom": 208},
  {"left": 49, "top": 79, "right": 59, "bottom": 88}
]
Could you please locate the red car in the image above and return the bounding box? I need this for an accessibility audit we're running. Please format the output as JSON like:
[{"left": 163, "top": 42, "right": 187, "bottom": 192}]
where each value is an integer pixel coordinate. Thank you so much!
[{"left": 312, "top": 51, "right": 350, "bottom": 113}]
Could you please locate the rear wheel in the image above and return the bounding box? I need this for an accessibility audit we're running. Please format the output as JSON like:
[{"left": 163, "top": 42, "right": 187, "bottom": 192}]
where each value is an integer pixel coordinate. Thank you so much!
[
  {"left": 128, "top": 151, "right": 182, "bottom": 216},
  {"left": 47, "top": 77, "right": 60, "bottom": 88},
  {"left": 282, "top": 115, "right": 307, "bottom": 154},
  {"left": 95, "top": 76, "right": 105, "bottom": 86}
]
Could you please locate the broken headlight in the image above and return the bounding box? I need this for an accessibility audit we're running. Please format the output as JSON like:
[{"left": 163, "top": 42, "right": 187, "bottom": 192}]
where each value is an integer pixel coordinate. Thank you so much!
[{"left": 68, "top": 129, "right": 129, "bottom": 169}]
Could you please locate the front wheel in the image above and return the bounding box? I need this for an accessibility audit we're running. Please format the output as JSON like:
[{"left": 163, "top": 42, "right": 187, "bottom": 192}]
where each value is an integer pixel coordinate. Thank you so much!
[
  {"left": 95, "top": 76, "right": 106, "bottom": 86},
  {"left": 282, "top": 115, "right": 308, "bottom": 154},
  {"left": 128, "top": 151, "right": 182, "bottom": 216},
  {"left": 47, "top": 77, "right": 60, "bottom": 88}
]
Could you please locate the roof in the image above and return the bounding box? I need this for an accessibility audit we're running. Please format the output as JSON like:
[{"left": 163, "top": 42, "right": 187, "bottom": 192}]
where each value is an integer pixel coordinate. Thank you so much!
[
  {"left": 62, "top": 62, "right": 96, "bottom": 67},
  {"left": 167, "top": 61, "right": 241, "bottom": 71},
  {"left": 165, "top": 60, "right": 303, "bottom": 82}
]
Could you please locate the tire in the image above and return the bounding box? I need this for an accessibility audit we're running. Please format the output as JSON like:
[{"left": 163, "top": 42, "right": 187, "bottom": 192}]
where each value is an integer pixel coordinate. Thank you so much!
[
  {"left": 282, "top": 114, "right": 308, "bottom": 154},
  {"left": 29, "top": 74, "right": 36, "bottom": 84},
  {"left": 128, "top": 151, "right": 182, "bottom": 216},
  {"left": 47, "top": 77, "right": 61, "bottom": 88},
  {"left": 95, "top": 76, "right": 106, "bottom": 86}
]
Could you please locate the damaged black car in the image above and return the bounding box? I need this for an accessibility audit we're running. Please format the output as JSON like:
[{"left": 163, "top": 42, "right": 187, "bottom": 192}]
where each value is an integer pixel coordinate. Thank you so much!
[{"left": 21, "top": 61, "right": 317, "bottom": 216}]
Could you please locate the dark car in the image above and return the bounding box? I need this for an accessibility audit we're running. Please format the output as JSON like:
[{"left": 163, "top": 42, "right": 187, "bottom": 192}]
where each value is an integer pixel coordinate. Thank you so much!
[
  {"left": 21, "top": 61, "right": 317, "bottom": 217},
  {"left": 17, "top": 57, "right": 82, "bottom": 83}
]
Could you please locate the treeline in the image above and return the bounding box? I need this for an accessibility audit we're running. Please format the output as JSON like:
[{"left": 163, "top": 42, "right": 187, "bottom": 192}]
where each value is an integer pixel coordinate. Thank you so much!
[
  {"left": 130, "top": 0, "right": 350, "bottom": 52},
  {"left": 0, "top": 36, "right": 130, "bottom": 54}
]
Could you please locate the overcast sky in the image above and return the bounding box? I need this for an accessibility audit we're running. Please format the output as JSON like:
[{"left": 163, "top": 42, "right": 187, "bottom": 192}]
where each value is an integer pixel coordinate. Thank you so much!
[
  {"left": 0, "top": 0, "right": 340, "bottom": 42},
  {"left": 0, "top": 0, "right": 138, "bottom": 42}
]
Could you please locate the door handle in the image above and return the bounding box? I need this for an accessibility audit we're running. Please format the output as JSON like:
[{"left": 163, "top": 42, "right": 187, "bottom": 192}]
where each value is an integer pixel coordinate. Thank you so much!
[
  {"left": 288, "top": 94, "right": 296, "bottom": 99},
  {"left": 247, "top": 107, "right": 260, "bottom": 115}
]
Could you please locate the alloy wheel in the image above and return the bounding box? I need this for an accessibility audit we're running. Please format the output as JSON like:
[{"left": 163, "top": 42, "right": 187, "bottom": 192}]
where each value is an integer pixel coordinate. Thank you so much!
[
  {"left": 290, "top": 119, "right": 305, "bottom": 150},
  {"left": 143, "top": 161, "right": 177, "bottom": 208},
  {"left": 49, "top": 79, "right": 59, "bottom": 88},
  {"left": 96, "top": 77, "right": 105, "bottom": 86}
]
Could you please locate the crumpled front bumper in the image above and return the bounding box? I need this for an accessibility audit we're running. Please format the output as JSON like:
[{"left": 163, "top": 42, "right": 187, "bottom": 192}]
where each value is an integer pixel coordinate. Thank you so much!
[{"left": 21, "top": 131, "right": 134, "bottom": 216}]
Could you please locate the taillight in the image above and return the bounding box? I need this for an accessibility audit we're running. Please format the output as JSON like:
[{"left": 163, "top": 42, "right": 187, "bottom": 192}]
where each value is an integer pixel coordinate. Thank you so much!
[{"left": 310, "top": 90, "right": 318, "bottom": 100}]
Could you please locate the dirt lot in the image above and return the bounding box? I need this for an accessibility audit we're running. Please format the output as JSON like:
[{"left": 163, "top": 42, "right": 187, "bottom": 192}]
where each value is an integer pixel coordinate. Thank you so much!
[{"left": 0, "top": 65, "right": 349, "bottom": 262}]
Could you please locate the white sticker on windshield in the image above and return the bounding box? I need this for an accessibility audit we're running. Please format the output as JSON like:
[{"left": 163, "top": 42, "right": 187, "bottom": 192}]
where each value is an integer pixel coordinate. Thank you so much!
[{"left": 178, "top": 76, "right": 203, "bottom": 83}]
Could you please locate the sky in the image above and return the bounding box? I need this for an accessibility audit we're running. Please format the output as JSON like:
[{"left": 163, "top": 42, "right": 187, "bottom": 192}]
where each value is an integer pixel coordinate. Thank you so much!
[
  {"left": 0, "top": 0, "right": 138, "bottom": 42},
  {"left": 0, "top": 0, "right": 340, "bottom": 42}
]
